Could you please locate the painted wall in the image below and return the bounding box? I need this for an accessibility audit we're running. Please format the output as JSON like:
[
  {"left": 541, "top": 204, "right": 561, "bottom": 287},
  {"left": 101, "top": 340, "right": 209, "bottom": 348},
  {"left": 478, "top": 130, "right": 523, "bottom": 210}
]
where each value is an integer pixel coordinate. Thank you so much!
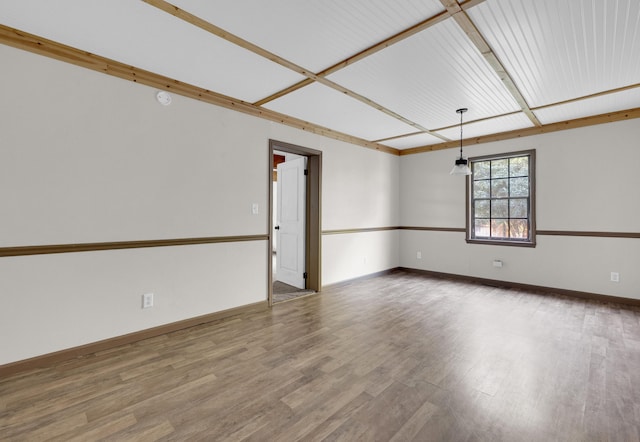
[
  {"left": 0, "top": 45, "right": 399, "bottom": 365},
  {"left": 400, "top": 119, "right": 640, "bottom": 299},
  {"left": 323, "top": 230, "right": 399, "bottom": 286}
]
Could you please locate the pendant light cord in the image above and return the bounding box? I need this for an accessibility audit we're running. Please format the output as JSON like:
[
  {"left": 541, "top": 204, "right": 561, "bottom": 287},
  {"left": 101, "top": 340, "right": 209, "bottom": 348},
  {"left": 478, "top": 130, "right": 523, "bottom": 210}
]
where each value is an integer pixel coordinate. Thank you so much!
[
  {"left": 456, "top": 108, "right": 467, "bottom": 159},
  {"left": 459, "top": 110, "right": 463, "bottom": 158}
]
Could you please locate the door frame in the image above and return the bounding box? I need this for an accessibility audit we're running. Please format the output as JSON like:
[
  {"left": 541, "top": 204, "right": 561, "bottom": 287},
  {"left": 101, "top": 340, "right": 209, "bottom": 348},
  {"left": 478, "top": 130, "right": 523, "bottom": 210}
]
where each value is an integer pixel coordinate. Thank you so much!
[{"left": 268, "top": 139, "right": 322, "bottom": 306}]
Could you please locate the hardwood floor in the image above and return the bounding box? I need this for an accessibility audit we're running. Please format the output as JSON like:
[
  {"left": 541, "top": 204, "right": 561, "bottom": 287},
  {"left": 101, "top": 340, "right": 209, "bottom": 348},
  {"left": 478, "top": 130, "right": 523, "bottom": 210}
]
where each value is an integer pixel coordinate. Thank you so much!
[{"left": 2, "top": 269, "right": 640, "bottom": 441}]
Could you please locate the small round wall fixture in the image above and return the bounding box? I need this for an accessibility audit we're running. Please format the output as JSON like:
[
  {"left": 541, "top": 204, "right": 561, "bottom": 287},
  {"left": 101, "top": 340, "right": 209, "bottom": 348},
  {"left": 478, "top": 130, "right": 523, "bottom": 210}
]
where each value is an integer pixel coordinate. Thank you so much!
[{"left": 156, "top": 90, "right": 172, "bottom": 106}]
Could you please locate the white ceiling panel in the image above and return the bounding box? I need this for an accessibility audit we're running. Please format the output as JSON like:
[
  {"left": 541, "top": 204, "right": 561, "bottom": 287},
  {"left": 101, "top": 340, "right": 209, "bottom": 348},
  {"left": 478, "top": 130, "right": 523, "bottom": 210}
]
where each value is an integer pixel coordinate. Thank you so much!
[
  {"left": 264, "top": 83, "right": 417, "bottom": 141},
  {"left": 382, "top": 133, "right": 446, "bottom": 150},
  {"left": 534, "top": 88, "right": 640, "bottom": 125},
  {"left": 0, "top": 0, "right": 304, "bottom": 102},
  {"left": 469, "top": 0, "right": 640, "bottom": 107},
  {"left": 435, "top": 112, "right": 534, "bottom": 140},
  {"left": 171, "top": 0, "right": 445, "bottom": 74},
  {"left": 327, "top": 18, "right": 521, "bottom": 130}
]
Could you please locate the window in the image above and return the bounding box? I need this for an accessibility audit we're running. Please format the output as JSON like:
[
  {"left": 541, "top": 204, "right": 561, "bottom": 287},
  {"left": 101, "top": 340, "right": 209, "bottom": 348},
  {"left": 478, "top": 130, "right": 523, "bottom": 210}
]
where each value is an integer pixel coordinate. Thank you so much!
[{"left": 467, "top": 150, "right": 535, "bottom": 247}]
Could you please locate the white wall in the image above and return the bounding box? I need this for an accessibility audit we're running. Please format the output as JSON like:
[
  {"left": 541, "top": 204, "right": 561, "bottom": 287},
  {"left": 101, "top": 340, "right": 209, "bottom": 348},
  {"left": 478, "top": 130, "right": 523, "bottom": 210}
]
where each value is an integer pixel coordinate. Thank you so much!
[
  {"left": 0, "top": 242, "right": 266, "bottom": 364},
  {"left": 323, "top": 230, "right": 400, "bottom": 285},
  {"left": 269, "top": 120, "right": 401, "bottom": 286},
  {"left": 0, "top": 45, "right": 400, "bottom": 365},
  {"left": 400, "top": 119, "right": 640, "bottom": 299}
]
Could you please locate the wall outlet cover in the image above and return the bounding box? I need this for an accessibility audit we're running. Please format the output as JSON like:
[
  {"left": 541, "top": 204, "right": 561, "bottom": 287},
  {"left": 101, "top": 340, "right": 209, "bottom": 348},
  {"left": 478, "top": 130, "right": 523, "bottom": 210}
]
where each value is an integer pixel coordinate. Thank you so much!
[
  {"left": 142, "top": 293, "right": 154, "bottom": 309},
  {"left": 610, "top": 272, "right": 620, "bottom": 282}
]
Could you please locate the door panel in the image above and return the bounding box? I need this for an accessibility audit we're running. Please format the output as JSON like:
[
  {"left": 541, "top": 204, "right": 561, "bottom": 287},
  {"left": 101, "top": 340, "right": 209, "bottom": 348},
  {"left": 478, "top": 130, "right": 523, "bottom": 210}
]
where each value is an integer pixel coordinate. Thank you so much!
[{"left": 276, "top": 157, "right": 306, "bottom": 288}]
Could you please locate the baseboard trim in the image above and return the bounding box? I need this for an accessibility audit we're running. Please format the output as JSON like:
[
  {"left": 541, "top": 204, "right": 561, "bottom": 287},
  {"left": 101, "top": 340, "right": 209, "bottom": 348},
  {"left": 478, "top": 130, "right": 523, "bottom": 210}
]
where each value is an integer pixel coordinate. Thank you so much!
[
  {"left": 398, "top": 267, "right": 640, "bottom": 307},
  {"left": 321, "top": 268, "right": 398, "bottom": 290},
  {"left": 0, "top": 301, "right": 268, "bottom": 378}
]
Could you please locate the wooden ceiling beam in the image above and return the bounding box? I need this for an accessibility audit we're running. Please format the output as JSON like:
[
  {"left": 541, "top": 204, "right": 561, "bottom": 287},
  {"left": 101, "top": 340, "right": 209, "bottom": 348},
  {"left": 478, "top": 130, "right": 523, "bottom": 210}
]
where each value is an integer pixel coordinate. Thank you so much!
[
  {"left": 144, "top": 0, "right": 445, "bottom": 141},
  {"left": 399, "top": 107, "right": 640, "bottom": 155},
  {"left": 440, "top": 0, "right": 541, "bottom": 127},
  {"left": 142, "top": 0, "right": 319, "bottom": 81},
  {"left": 314, "top": 10, "right": 451, "bottom": 79},
  {"left": 390, "top": 82, "right": 640, "bottom": 140},
  {"left": 460, "top": 0, "right": 489, "bottom": 10},
  {"left": 253, "top": 79, "right": 313, "bottom": 107},
  {"left": 254, "top": 9, "right": 450, "bottom": 107},
  {"left": 384, "top": 79, "right": 640, "bottom": 147},
  {"left": 259, "top": 0, "right": 486, "bottom": 97},
  {"left": 531, "top": 83, "right": 640, "bottom": 111},
  {"left": 0, "top": 24, "right": 399, "bottom": 156}
]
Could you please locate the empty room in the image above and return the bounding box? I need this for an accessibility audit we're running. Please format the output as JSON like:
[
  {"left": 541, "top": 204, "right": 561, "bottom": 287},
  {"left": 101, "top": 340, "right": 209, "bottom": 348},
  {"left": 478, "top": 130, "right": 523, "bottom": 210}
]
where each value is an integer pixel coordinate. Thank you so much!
[{"left": 1, "top": 0, "right": 639, "bottom": 440}]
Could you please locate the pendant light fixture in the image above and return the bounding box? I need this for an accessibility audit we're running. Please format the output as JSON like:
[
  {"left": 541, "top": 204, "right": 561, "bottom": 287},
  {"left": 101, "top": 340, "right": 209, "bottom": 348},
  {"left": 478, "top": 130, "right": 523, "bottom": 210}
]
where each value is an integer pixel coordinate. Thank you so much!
[{"left": 450, "top": 107, "right": 472, "bottom": 175}]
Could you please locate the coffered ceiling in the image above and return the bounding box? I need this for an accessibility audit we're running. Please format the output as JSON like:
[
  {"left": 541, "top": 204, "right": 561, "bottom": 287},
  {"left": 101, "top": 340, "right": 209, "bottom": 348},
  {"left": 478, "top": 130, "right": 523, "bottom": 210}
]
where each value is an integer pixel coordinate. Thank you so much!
[{"left": 1, "top": 0, "right": 639, "bottom": 155}]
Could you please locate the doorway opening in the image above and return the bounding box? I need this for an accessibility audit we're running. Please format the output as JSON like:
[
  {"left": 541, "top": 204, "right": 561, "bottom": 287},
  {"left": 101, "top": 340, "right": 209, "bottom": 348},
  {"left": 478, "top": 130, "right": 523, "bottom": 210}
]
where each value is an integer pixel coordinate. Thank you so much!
[{"left": 269, "top": 140, "right": 321, "bottom": 305}]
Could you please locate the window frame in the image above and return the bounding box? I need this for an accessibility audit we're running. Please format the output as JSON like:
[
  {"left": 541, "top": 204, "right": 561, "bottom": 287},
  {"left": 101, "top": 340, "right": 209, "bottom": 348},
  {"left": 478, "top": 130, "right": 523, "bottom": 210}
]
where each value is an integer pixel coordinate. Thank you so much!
[{"left": 465, "top": 149, "right": 536, "bottom": 247}]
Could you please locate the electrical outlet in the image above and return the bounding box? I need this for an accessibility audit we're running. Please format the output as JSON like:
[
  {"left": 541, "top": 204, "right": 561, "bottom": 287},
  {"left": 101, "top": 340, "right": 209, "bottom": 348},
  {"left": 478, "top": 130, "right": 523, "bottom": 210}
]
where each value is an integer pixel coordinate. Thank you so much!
[
  {"left": 142, "top": 293, "right": 154, "bottom": 309},
  {"left": 610, "top": 272, "right": 620, "bottom": 283},
  {"left": 417, "top": 251, "right": 422, "bottom": 259}
]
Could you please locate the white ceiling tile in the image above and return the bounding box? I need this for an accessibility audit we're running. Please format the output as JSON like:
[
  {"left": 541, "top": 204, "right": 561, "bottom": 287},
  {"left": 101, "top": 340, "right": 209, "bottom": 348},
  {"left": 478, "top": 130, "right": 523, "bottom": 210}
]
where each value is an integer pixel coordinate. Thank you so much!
[
  {"left": 469, "top": 0, "right": 640, "bottom": 107},
  {"left": 534, "top": 88, "right": 640, "bottom": 124},
  {"left": 263, "top": 83, "right": 417, "bottom": 141},
  {"left": 0, "top": 0, "right": 304, "bottom": 102},
  {"left": 327, "top": 18, "right": 521, "bottom": 130},
  {"left": 383, "top": 133, "right": 445, "bottom": 150},
  {"left": 435, "top": 112, "right": 534, "bottom": 139},
  {"left": 171, "top": 0, "right": 445, "bottom": 73}
]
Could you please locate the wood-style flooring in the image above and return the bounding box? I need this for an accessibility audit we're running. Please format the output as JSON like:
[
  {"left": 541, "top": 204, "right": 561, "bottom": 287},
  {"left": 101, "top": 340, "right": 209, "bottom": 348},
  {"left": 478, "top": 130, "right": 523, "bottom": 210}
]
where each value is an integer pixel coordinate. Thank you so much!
[{"left": 2, "top": 269, "right": 640, "bottom": 441}]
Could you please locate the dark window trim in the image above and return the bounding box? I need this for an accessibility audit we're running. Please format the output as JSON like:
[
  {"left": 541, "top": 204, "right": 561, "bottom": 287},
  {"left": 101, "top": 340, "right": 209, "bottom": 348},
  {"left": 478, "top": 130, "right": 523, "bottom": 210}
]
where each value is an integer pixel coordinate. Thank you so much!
[{"left": 465, "top": 149, "right": 536, "bottom": 247}]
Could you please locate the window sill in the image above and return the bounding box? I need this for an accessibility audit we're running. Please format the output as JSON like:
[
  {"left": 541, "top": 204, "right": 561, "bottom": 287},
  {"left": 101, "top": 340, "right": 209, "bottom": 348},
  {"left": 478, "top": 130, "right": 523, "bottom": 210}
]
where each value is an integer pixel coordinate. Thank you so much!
[{"left": 466, "top": 238, "right": 536, "bottom": 248}]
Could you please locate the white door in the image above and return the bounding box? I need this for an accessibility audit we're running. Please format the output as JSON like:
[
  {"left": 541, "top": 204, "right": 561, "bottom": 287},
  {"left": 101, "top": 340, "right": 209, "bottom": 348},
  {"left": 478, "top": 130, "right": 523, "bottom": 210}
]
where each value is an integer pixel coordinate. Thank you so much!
[{"left": 276, "top": 156, "right": 306, "bottom": 288}]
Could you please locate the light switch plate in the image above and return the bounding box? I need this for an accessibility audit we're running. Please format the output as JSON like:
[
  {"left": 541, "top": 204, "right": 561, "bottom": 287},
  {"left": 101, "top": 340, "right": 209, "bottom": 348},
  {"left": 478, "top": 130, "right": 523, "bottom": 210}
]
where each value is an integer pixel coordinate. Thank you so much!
[{"left": 142, "top": 293, "right": 154, "bottom": 309}]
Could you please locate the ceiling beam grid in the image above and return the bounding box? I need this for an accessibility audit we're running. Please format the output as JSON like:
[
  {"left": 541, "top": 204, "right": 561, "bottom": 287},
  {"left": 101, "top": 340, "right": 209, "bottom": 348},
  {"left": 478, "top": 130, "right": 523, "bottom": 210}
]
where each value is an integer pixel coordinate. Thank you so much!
[{"left": 439, "top": 0, "right": 541, "bottom": 127}]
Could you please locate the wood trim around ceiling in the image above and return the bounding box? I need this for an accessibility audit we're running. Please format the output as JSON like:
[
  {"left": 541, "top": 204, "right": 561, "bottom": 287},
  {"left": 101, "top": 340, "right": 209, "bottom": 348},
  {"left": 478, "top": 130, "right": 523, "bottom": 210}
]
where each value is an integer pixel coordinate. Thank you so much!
[
  {"left": 142, "top": 0, "right": 319, "bottom": 81},
  {"left": 254, "top": 78, "right": 314, "bottom": 106},
  {"left": 0, "top": 25, "right": 399, "bottom": 156},
  {"left": 257, "top": 7, "right": 451, "bottom": 108},
  {"left": 531, "top": 83, "right": 640, "bottom": 111},
  {"left": 460, "top": 0, "right": 489, "bottom": 10},
  {"left": 0, "top": 235, "right": 269, "bottom": 258},
  {"left": 144, "top": 0, "right": 443, "bottom": 140},
  {"left": 440, "top": 0, "right": 541, "bottom": 127},
  {"left": 399, "top": 107, "right": 640, "bottom": 155},
  {"left": 319, "top": 10, "right": 452, "bottom": 78},
  {"left": 255, "top": 3, "right": 475, "bottom": 107}
]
